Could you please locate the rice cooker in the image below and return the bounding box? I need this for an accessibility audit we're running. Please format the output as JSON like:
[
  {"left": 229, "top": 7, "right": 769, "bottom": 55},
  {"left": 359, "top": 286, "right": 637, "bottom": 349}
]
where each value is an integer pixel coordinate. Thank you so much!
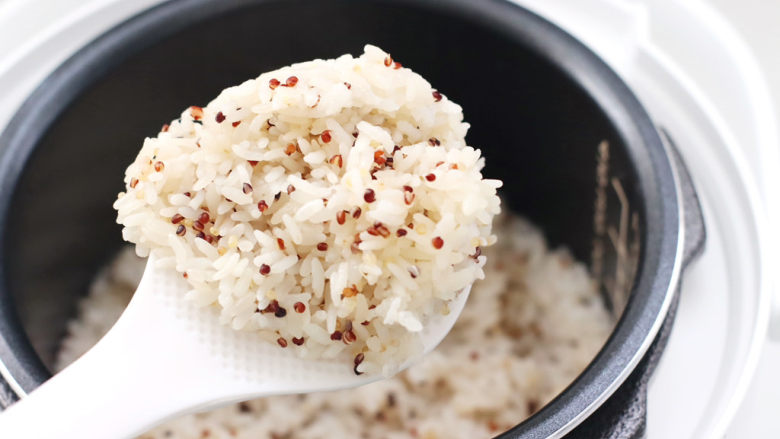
[{"left": 0, "top": 0, "right": 775, "bottom": 438}]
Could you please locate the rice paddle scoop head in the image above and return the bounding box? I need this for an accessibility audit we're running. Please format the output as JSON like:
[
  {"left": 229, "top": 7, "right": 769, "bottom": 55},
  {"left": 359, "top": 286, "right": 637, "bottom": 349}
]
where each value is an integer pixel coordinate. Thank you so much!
[{"left": 0, "top": 256, "right": 470, "bottom": 438}]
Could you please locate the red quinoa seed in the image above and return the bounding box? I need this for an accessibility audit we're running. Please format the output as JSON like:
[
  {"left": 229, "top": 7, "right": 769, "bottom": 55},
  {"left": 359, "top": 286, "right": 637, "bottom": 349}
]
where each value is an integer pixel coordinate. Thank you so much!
[
  {"left": 171, "top": 213, "right": 184, "bottom": 224},
  {"left": 425, "top": 173, "right": 436, "bottom": 182},
  {"left": 277, "top": 337, "right": 288, "bottom": 348},
  {"left": 363, "top": 189, "right": 376, "bottom": 203},
  {"left": 432, "top": 236, "right": 444, "bottom": 249},
  {"left": 320, "top": 130, "right": 332, "bottom": 143},
  {"left": 292, "top": 337, "right": 305, "bottom": 346},
  {"left": 343, "top": 330, "right": 357, "bottom": 344},
  {"left": 284, "top": 76, "right": 298, "bottom": 87},
  {"left": 432, "top": 90, "right": 443, "bottom": 102},
  {"left": 354, "top": 353, "right": 365, "bottom": 375},
  {"left": 215, "top": 112, "right": 226, "bottom": 123},
  {"left": 176, "top": 225, "right": 186, "bottom": 236},
  {"left": 376, "top": 223, "right": 390, "bottom": 238},
  {"left": 396, "top": 228, "right": 407, "bottom": 237},
  {"left": 198, "top": 212, "right": 210, "bottom": 224},
  {"left": 336, "top": 210, "right": 347, "bottom": 225},
  {"left": 262, "top": 300, "right": 279, "bottom": 314},
  {"left": 242, "top": 183, "right": 253, "bottom": 194},
  {"left": 259, "top": 264, "right": 271, "bottom": 275},
  {"left": 330, "top": 331, "right": 343, "bottom": 341},
  {"left": 316, "top": 242, "right": 328, "bottom": 251},
  {"left": 403, "top": 186, "right": 415, "bottom": 205},
  {"left": 190, "top": 106, "right": 203, "bottom": 120},
  {"left": 342, "top": 285, "right": 358, "bottom": 298},
  {"left": 257, "top": 200, "right": 269, "bottom": 213},
  {"left": 351, "top": 235, "right": 362, "bottom": 254},
  {"left": 353, "top": 207, "right": 362, "bottom": 219},
  {"left": 161, "top": 124, "right": 169, "bottom": 132},
  {"left": 232, "top": 121, "right": 241, "bottom": 128},
  {"left": 293, "top": 302, "right": 306, "bottom": 313},
  {"left": 373, "top": 150, "right": 386, "bottom": 166},
  {"left": 367, "top": 222, "right": 390, "bottom": 238},
  {"left": 277, "top": 238, "right": 286, "bottom": 250},
  {"left": 269, "top": 78, "right": 280, "bottom": 89},
  {"left": 154, "top": 161, "right": 165, "bottom": 172},
  {"left": 329, "top": 154, "right": 343, "bottom": 168},
  {"left": 384, "top": 56, "right": 393, "bottom": 67}
]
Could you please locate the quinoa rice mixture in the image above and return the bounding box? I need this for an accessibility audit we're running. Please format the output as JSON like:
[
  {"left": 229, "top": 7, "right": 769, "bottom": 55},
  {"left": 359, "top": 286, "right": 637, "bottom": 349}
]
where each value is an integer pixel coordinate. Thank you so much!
[
  {"left": 113, "top": 45, "right": 501, "bottom": 374},
  {"left": 57, "top": 215, "right": 612, "bottom": 439}
]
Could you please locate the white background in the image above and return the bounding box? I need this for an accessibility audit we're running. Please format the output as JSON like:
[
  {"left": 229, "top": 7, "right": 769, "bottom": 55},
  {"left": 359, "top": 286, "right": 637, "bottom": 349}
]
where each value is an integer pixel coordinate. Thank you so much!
[
  {"left": 704, "top": 1, "right": 780, "bottom": 438},
  {"left": 709, "top": 0, "right": 780, "bottom": 115}
]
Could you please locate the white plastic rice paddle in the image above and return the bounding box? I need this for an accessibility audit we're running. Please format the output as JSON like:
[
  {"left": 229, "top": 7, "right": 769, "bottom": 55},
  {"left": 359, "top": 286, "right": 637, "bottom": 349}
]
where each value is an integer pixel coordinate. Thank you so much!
[{"left": 0, "top": 254, "right": 470, "bottom": 438}]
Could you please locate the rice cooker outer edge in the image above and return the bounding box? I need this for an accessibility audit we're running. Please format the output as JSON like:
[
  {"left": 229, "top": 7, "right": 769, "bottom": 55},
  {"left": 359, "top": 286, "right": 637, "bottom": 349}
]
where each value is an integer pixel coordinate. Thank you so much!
[{"left": 0, "top": 0, "right": 700, "bottom": 437}]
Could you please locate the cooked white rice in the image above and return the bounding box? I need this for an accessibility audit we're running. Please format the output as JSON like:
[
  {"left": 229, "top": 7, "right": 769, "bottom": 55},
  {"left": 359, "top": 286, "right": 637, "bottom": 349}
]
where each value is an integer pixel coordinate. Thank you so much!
[
  {"left": 57, "top": 215, "right": 611, "bottom": 438},
  {"left": 113, "top": 45, "right": 501, "bottom": 373}
]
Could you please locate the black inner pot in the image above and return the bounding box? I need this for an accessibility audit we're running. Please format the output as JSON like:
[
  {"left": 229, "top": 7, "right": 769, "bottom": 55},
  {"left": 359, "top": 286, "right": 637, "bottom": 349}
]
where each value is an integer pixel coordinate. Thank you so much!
[{"left": 0, "top": 0, "right": 681, "bottom": 437}]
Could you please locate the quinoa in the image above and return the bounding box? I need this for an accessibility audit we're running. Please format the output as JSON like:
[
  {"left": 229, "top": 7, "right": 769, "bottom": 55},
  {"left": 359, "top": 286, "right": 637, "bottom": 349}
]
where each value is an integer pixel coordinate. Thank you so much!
[
  {"left": 113, "top": 45, "right": 502, "bottom": 374},
  {"left": 56, "top": 215, "right": 612, "bottom": 438}
]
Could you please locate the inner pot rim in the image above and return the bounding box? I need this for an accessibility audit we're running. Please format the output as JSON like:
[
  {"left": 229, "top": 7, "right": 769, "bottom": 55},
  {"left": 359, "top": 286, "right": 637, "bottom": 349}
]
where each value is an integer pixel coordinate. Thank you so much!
[{"left": 0, "top": 0, "right": 682, "bottom": 436}]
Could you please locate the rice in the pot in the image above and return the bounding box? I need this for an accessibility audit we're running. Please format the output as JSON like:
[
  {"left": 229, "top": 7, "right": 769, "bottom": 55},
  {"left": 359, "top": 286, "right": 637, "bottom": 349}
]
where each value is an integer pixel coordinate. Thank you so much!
[
  {"left": 113, "top": 45, "right": 502, "bottom": 374},
  {"left": 57, "top": 215, "right": 612, "bottom": 438}
]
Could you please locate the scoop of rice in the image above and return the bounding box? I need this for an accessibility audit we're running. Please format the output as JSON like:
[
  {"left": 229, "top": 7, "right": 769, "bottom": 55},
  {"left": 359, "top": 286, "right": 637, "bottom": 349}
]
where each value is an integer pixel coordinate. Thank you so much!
[{"left": 113, "top": 45, "right": 502, "bottom": 373}]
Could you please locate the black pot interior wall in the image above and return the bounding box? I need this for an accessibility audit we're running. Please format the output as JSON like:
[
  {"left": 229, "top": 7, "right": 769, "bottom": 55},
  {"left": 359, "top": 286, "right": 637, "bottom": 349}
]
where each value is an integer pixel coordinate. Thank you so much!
[{"left": 3, "top": 0, "right": 638, "bottom": 371}]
